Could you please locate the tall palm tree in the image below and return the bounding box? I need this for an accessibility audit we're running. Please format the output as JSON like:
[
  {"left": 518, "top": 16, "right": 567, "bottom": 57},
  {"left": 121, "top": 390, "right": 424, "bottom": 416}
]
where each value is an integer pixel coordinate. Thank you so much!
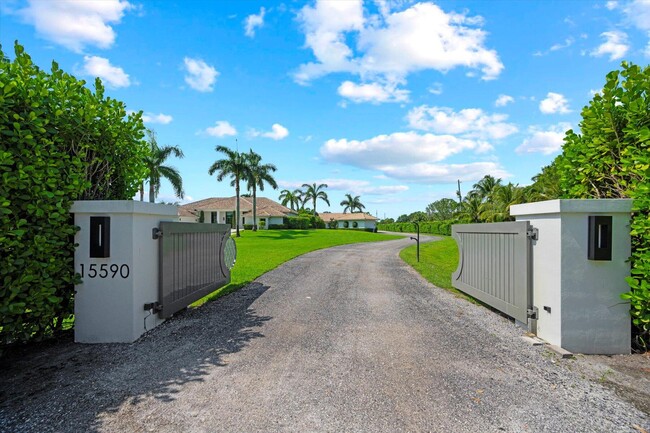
[
  {"left": 302, "top": 182, "right": 330, "bottom": 215},
  {"left": 340, "top": 193, "right": 365, "bottom": 213},
  {"left": 142, "top": 129, "right": 184, "bottom": 203},
  {"left": 245, "top": 150, "right": 278, "bottom": 231},
  {"left": 279, "top": 189, "right": 302, "bottom": 211},
  {"left": 472, "top": 175, "right": 502, "bottom": 201},
  {"left": 459, "top": 195, "right": 483, "bottom": 223},
  {"left": 208, "top": 145, "right": 249, "bottom": 237}
]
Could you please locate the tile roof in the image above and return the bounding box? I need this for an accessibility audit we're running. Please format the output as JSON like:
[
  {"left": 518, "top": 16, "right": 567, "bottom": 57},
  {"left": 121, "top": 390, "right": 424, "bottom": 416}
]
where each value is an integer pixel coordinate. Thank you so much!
[
  {"left": 180, "top": 196, "right": 296, "bottom": 218},
  {"left": 320, "top": 212, "right": 379, "bottom": 221}
]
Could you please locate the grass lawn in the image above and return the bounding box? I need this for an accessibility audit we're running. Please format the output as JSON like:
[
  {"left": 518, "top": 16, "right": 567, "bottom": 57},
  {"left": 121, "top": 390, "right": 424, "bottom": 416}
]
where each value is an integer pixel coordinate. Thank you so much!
[
  {"left": 193, "top": 229, "right": 403, "bottom": 306},
  {"left": 399, "top": 236, "right": 477, "bottom": 303}
]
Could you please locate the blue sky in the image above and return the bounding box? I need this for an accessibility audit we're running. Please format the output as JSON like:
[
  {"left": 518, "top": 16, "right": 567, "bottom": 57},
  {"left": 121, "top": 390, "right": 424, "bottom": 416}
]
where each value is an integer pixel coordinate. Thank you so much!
[{"left": 2, "top": 0, "right": 649, "bottom": 218}]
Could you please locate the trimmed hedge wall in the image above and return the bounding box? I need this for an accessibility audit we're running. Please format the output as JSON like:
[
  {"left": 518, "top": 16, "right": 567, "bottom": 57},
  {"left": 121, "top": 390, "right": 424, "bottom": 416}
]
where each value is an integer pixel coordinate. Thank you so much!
[{"left": 377, "top": 220, "right": 456, "bottom": 236}]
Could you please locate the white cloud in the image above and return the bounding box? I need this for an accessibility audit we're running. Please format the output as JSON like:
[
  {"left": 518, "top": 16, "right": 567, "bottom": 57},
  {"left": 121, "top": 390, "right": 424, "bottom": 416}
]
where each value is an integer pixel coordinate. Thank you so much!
[
  {"left": 515, "top": 123, "right": 572, "bottom": 155},
  {"left": 606, "top": 1, "right": 619, "bottom": 10},
  {"left": 251, "top": 123, "right": 289, "bottom": 140},
  {"left": 17, "top": 0, "right": 132, "bottom": 52},
  {"left": 244, "top": 7, "right": 265, "bottom": 38},
  {"left": 279, "top": 178, "right": 408, "bottom": 195},
  {"left": 337, "top": 80, "right": 409, "bottom": 103},
  {"left": 142, "top": 113, "right": 173, "bottom": 124},
  {"left": 539, "top": 92, "right": 571, "bottom": 114},
  {"left": 623, "top": 1, "right": 650, "bottom": 31},
  {"left": 81, "top": 55, "right": 130, "bottom": 88},
  {"left": 428, "top": 82, "right": 443, "bottom": 95},
  {"left": 321, "top": 131, "right": 488, "bottom": 169},
  {"left": 380, "top": 162, "right": 510, "bottom": 184},
  {"left": 183, "top": 57, "right": 218, "bottom": 92},
  {"left": 295, "top": 1, "right": 503, "bottom": 87},
  {"left": 205, "top": 121, "right": 237, "bottom": 137},
  {"left": 590, "top": 31, "right": 629, "bottom": 61},
  {"left": 495, "top": 94, "right": 514, "bottom": 107},
  {"left": 406, "top": 105, "right": 518, "bottom": 139}
]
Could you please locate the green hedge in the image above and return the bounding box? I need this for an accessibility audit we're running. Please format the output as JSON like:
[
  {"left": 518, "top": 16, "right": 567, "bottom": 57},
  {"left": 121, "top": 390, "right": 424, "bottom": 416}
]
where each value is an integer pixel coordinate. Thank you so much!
[
  {"left": 377, "top": 220, "right": 456, "bottom": 236},
  {"left": 0, "top": 43, "right": 148, "bottom": 345}
]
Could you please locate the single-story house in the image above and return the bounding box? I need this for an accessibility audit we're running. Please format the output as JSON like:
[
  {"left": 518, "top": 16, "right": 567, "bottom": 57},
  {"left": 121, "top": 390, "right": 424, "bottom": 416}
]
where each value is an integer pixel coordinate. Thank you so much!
[
  {"left": 179, "top": 196, "right": 297, "bottom": 229},
  {"left": 321, "top": 212, "right": 379, "bottom": 230}
]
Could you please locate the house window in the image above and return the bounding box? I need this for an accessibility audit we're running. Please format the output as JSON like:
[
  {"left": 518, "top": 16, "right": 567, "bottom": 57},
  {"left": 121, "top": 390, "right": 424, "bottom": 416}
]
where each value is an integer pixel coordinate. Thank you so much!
[
  {"left": 211, "top": 212, "right": 218, "bottom": 223},
  {"left": 225, "top": 212, "right": 234, "bottom": 225}
]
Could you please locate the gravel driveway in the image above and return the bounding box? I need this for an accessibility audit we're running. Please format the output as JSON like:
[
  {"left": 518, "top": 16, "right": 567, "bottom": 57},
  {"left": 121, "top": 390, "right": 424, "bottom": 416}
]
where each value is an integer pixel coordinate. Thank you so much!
[{"left": 1, "top": 236, "right": 648, "bottom": 432}]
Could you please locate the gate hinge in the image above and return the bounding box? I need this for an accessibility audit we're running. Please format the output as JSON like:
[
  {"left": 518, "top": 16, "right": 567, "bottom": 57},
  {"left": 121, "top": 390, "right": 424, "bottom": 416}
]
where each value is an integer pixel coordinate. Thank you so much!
[
  {"left": 527, "top": 307, "right": 538, "bottom": 320},
  {"left": 152, "top": 227, "right": 163, "bottom": 239},
  {"left": 144, "top": 302, "right": 162, "bottom": 313},
  {"left": 526, "top": 227, "right": 539, "bottom": 241}
]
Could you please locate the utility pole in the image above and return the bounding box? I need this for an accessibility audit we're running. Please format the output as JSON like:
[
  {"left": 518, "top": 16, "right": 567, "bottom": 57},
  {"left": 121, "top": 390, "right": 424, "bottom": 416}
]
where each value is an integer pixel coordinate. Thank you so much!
[{"left": 456, "top": 179, "right": 462, "bottom": 204}]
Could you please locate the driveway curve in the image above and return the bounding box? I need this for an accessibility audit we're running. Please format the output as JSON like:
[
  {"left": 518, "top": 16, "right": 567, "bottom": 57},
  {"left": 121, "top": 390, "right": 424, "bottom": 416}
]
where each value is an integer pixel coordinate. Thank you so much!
[{"left": 1, "top": 236, "right": 647, "bottom": 432}]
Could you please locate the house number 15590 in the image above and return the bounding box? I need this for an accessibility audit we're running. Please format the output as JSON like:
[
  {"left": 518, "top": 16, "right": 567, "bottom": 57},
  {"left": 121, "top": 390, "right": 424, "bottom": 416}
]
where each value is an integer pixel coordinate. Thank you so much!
[{"left": 79, "top": 264, "right": 130, "bottom": 279}]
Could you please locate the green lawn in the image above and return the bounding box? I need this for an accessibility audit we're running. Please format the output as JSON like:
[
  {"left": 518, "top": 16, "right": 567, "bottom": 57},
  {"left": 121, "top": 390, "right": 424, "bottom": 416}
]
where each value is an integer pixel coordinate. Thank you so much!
[
  {"left": 399, "top": 236, "right": 477, "bottom": 302},
  {"left": 193, "top": 229, "right": 403, "bottom": 306}
]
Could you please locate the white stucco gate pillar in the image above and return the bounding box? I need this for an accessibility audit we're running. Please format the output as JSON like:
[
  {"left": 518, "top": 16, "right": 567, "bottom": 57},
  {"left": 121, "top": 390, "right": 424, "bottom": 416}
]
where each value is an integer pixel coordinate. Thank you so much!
[
  {"left": 510, "top": 199, "right": 632, "bottom": 354},
  {"left": 71, "top": 201, "right": 178, "bottom": 343}
]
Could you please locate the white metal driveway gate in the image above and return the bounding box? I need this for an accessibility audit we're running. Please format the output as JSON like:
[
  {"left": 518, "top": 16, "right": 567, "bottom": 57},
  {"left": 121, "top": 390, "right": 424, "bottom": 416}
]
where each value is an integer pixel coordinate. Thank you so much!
[{"left": 452, "top": 221, "right": 537, "bottom": 323}]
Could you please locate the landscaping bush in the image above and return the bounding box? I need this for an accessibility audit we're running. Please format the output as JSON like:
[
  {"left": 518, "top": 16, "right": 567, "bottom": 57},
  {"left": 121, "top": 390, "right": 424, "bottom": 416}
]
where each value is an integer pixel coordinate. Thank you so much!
[
  {"left": 343, "top": 221, "right": 349, "bottom": 228},
  {"left": 243, "top": 224, "right": 254, "bottom": 230},
  {"left": 287, "top": 217, "right": 310, "bottom": 229},
  {"left": 0, "top": 43, "right": 149, "bottom": 345},
  {"left": 327, "top": 219, "right": 337, "bottom": 229},
  {"left": 352, "top": 221, "right": 358, "bottom": 228},
  {"left": 268, "top": 224, "right": 287, "bottom": 230},
  {"left": 554, "top": 62, "right": 650, "bottom": 350},
  {"left": 377, "top": 220, "right": 456, "bottom": 236}
]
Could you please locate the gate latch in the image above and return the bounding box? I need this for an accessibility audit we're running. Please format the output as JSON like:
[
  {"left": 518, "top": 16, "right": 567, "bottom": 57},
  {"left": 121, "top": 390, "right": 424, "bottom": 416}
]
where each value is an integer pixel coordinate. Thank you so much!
[
  {"left": 526, "top": 227, "right": 539, "bottom": 241},
  {"left": 527, "top": 307, "right": 538, "bottom": 320},
  {"left": 144, "top": 302, "right": 162, "bottom": 313},
  {"left": 152, "top": 227, "right": 163, "bottom": 239}
]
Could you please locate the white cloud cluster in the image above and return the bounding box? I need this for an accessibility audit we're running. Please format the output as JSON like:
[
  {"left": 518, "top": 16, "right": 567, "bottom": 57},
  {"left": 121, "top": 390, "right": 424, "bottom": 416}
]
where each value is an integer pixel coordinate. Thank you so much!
[
  {"left": 142, "top": 113, "right": 173, "bottom": 124},
  {"left": 279, "top": 179, "right": 408, "bottom": 195},
  {"left": 590, "top": 31, "right": 629, "bottom": 61},
  {"left": 251, "top": 123, "right": 289, "bottom": 140},
  {"left": 495, "top": 94, "right": 514, "bottom": 107},
  {"left": 82, "top": 55, "right": 130, "bottom": 88},
  {"left": 516, "top": 123, "right": 571, "bottom": 155},
  {"left": 622, "top": 1, "right": 650, "bottom": 57},
  {"left": 205, "top": 121, "right": 237, "bottom": 137},
  {"left": 406, "top": 105, "right": 517, "bottom": 140},
  {"left": 183, "top": 57, "right": 218, "bottom": 92},
  {"left": 380, "top": 162, "right": 510, "bottom": 183},
  {"left": 244, "top": 7, "right": 265, "bottom": 38},
  {"left": 539, "top": 92, "right": 571, "bottom": 114},
  {"left": 295, "top": 0, "right": 503, "bottom": 103},
  {"left": 18, "top": 0, "right": 132, "bottom": 52},
  {"left": 337, "top": 80, "right": 409, "bottom": 104}
]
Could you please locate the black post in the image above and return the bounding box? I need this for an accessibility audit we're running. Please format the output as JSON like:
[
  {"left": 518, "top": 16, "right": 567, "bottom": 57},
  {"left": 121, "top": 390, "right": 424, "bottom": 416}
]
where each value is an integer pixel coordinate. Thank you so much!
[{"left": 410, "top": 222, "right": 420, "bottom": 262}]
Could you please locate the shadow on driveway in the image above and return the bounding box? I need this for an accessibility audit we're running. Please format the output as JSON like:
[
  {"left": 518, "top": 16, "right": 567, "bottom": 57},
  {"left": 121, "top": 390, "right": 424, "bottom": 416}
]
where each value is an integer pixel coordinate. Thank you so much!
[{"left": 0, "top": 282, "right": 272, "bottom": 432}]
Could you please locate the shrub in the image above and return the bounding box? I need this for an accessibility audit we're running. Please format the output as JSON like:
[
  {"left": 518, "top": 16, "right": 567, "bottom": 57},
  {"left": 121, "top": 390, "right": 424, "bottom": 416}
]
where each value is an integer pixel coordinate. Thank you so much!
[
  {"left": 259, "top": 220, "right": 266, "bottom": 228},
  {"left": 243, "top": 224, "right": 254, "bottom": 230},
  {"left": 352, "top": 221, "right": 358, "bottom": 228},
  {"left": 555, "top": 62, "right": 650, "bottom": 350},
  {"left": 287, "top": 217, "right": 310, "bottom": 229},
  {"left": 343, "top": 221, "right": 349, "bottom": 228},
  {"left": 0, "top": 43, "right": 149, "bottom": 345},
  {"left": 327, "top": 219, "right": 338, "bottom": 229},
  {"left": 268, "top": 224, "right": 287, "bottom": 230}
]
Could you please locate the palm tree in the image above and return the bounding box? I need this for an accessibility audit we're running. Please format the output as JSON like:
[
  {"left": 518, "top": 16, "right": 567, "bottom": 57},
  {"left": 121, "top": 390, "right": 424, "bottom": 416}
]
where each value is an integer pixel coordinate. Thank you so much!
[
  {"left": 208, "top": 146, "right": 249, "bottom": 237},
  {"left": 279, "top": 189, "right": 302, "bottom": 211},
  {"left": 245, "top": 150, "right": 278, "bottom": 231},
  {"left": 459, "top": 195, "right": 483, "bottom": 223},
  {"left": 302, "top": 182, "right": 330, "bottom": 215},
  {"left": 473, "top": 175, "right": 502, "bottom": 201},
  {"left": 340, "top": 194, "right": 365, "bottom": 213},
  {"left": 142, "top": 129, "right": 184, "bottom": 203}
]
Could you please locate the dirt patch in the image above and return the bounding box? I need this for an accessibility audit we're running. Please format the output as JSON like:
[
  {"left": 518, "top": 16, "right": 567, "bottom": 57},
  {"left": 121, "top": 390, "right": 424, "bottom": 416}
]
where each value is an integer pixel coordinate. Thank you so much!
[{"left": 575, "top": 352, "right": 650, "bottom": 416}]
